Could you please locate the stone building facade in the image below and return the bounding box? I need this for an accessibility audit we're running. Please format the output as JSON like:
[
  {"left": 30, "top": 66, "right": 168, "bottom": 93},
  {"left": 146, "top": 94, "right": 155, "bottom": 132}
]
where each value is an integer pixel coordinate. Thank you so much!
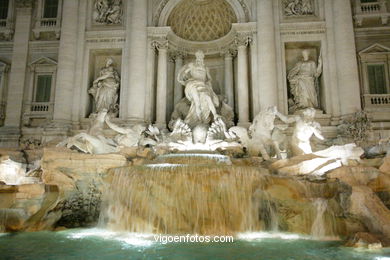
[{"left": 0, "top": 0, "right": 389, "bottom": 147}]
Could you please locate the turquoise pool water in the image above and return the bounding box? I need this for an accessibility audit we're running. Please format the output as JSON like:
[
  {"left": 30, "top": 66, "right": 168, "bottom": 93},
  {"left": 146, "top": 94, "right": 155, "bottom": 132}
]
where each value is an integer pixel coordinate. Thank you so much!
[{"left": 0, "top": 229, "right": 389, "bottom": 260}]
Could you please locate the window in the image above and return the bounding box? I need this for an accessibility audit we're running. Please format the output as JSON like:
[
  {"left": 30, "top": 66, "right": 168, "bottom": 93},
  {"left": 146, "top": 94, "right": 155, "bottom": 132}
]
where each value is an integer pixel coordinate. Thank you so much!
[
  {"left": 0, "top": 0, "right": 9, "bottom": 20},
  {"left": 367, "top": 64, "right": 387, "bottom": 94},
  {"left": 35, "top": 75, "right": 52, "bottom": 102},
  {"left": 43, "top": 0, "right": 58, "bottom": 19}
]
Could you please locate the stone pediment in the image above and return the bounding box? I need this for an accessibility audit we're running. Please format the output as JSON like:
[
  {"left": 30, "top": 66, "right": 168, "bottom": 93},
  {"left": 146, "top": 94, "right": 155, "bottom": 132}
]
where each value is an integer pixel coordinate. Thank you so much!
[
  {"left": 0, "top": 59, "right": 10, "bottom": 72},
  {"left": 29, "top": 57, "right": 58, "bottom": 67},
  {"left": 359, "top": 43, "right": 390, "bottom": 55}
]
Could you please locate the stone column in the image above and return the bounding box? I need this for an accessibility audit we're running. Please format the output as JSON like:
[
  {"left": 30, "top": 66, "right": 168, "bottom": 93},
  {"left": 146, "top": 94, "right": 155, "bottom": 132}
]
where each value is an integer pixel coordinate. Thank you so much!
[
  {"left": 223, "top": 50, "right": 235, "bottom": 108},
  {"left": 235, "top": 35, "right": 251, "bottom": 126},
  {"left": 3, "top": 0, "right": 33, "bottom": 132},
  {"left": 144, "top": 38, "right": 157, "bottom": 123},
  {"left": 155, "top": 41, "right": 169, "bottom": 128},
  {"left": 257, "top": 0, "right": 278, "bottom": 110},
  {"left": 52, "top": 0, "right": 79, "bottom": 125},
  {"left": 333, "top": 0, "right": 361, "bottom": 115},
  {"left": 126, "top": 0, "right": 148, "bottom": 122},
  {"left": 173, "top": 53, "right": 184, "bottom": 106}
]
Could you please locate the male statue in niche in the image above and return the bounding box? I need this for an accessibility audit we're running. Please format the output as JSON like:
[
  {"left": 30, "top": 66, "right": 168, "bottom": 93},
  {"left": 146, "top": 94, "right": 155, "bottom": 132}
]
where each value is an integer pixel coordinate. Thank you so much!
[
  {"left": 177, "top": 50, "right": 220, "bottom": 129},
  {"left": 89, "top": 57, "right": 120, "bottom": 117},
  {"left": 287, "top": 49, "right": 322, "bottom": 112}
]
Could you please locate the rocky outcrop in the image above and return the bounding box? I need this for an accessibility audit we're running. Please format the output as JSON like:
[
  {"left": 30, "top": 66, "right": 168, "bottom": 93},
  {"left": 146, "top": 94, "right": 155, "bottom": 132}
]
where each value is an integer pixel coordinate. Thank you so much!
[
  {"left": 345, "top": 232, "right": 384, "bottom": 249},
  {"left": 327, "top": 166, "right": 390, "bottom": 245},
  {"left": 380, "top": 156, "right": 390, "bottom": 174},
  {"left": 0, "top": 184, "right": 59, "bottom": 232},
  {"left": 40, "top": 148, "right": 129, "bottom": 228}
]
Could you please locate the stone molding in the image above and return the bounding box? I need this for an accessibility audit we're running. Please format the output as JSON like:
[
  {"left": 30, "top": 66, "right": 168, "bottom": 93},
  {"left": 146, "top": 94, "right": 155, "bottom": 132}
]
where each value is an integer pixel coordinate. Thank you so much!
[
  {"left": 15, "top": 0, "right": 34, "bottom": 8},
  {"left": 154, "top": 0, "right": 250, "bottom": 26},
  {"left": 147, "top": 22, "right": 256, "bottom": 56}
]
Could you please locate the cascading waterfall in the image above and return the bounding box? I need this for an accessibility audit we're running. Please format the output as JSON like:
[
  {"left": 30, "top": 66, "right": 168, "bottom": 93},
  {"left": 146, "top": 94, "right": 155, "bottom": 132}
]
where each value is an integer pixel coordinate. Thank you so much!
[
  {"left": 310, "top": 198, "right": 328, "bottom": 238},
  {"left": 0, "top": 210, "right": 7, "bottom": 232},
  {"left": 99, "top": 153, "right": 272, "bottom": 235},
  {"left": 255, "top": 189, "right": 279, "bottom": 232}
]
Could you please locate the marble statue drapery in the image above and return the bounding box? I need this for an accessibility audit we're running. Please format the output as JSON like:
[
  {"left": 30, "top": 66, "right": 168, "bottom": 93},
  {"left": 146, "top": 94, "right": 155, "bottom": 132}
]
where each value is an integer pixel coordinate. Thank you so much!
[
  {"left": 89, "top": 58, "right": 120, "bottom": 116},
  {"left": 288, "top": 49, "right": 322, "bottom": 110},
  {"left": 177, "top": 50, "right": 219, "bottom": 128}
]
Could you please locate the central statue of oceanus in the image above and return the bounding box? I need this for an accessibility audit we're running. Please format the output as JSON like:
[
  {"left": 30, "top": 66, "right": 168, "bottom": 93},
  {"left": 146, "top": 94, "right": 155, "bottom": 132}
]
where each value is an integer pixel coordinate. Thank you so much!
[{"left": 177, "top": 50, "right": 220, "bottom": 128}]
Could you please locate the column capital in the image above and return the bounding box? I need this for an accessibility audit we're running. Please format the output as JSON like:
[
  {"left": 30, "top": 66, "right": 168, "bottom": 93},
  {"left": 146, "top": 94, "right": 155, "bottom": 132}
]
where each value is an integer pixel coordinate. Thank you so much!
[
  {"left": 234, "top": 32, "right": 253, "bottom": 48},
  {"left": 169, "top": 50, "right": 187, "bottom": 61},
  {"left": 221, "top": 48, "right": 237, "bottom": 59},
  {"left": 15, "top": 0, "right": 34, "bottom": 8},
  {"left": 152, "top": 39, "right": 169, "bottom": 51}
]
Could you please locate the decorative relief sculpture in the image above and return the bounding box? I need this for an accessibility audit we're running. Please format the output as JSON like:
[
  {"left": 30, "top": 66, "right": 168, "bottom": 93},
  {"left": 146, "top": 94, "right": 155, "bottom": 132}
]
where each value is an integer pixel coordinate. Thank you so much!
[
  {"left": 94, "top": 0, "right": 123, "bottom": 25},
  {"left": 89, "top": 58, "right": 120, "bottom": 117},
  {"left": 229, "top": 107, "right": 289, "bottom": 160},
  {"left": 57, "top": 110, "right": 118, "bottom": 154},
  {"left": 283, "top": 0, "right": 314, "bottom": 16},
  {"left": 287, "top": 49, "right": 322, "bottom": 112},
  {"left": 177, "top": 50, "right": 221, "bottom": 129},
  {"left": 290, "top": 108, "right": 324, "bottom": 156},
  {"left": 105, "top": 116, "right": 146, "bottom": 148},
  {"left": 248, "top": 106, "right": 290, "bottom": 160},
  {"left": 168, "top": 95, "right": 234, "bottom": 131}
]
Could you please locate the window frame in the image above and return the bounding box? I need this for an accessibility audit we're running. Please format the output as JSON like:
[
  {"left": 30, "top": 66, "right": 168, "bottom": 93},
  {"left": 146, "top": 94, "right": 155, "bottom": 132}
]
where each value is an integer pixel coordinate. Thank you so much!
[
  {"left": 0, "top": 0, "right": 9, "bottom": 20},
  {"left": 364, "top": 61, "right": 390, "bottom": 95},
  {"left": 42, "top": 0, "right": 59, "bottom": 19},
  {"left": 33, "top": 73, "right": 54, "bottom": 103}
]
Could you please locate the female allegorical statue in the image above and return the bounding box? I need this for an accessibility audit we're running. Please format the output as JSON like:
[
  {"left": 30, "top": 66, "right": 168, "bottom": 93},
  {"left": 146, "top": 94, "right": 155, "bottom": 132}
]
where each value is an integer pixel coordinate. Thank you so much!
[
  {"left": 89, "top": 58, "right": 120, "bottom": 116},
  {"left": 287, "top": 49, "right": 322, "bottom": 110}
]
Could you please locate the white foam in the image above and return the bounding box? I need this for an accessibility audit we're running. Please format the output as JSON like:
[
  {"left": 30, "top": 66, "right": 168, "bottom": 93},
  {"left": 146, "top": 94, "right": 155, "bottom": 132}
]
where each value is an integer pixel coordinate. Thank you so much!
[
  {"left": 65, "top": 228, "right": 155, "bottom": 247},
  {"left": 237, "top": 232, "right": 309, "bottom": 241},
  {"left": 144, "top": 163, "right": 183, "bottom": 168}
]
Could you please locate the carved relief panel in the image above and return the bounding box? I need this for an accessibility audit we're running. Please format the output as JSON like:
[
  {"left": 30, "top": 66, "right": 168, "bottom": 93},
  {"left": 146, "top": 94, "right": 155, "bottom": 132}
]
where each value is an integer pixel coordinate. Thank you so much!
[
  {"left": 283, "top": 0, "right": 315, "bottom": 17},
  {"left": 92, "top": 0, "right": 123, "bottom": 25},
  {"left": 280, "top": 0, "right": 323, "bottom": 21}
]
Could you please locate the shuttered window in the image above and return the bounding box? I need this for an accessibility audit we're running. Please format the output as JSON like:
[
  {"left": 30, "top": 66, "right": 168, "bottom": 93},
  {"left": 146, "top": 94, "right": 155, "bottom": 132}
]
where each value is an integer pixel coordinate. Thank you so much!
[
  {"left": 35, "top": 75, "right": 52, "bottom": 102},
  {"left": 43, "top": 0, "right": 59, "bottom": 19},
  {"left": 367, "top": 64, "right": 387, "bottom": 94},
  {"left": 0, "top": 0, "right": 9, "bottom": 20}
]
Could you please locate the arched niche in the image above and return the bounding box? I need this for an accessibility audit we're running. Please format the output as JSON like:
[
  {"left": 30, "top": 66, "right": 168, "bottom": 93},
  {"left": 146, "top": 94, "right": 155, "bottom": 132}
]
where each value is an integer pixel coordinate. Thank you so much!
[{"left": 155, "top": 0, "right": 249, "bottom": 27}]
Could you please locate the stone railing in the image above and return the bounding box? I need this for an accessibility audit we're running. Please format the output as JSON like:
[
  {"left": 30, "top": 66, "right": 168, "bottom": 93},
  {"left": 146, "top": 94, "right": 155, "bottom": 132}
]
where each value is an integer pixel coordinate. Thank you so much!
[
  {"left": 33, "top": 18, "right": 61, "bottom": 39},
  {"left": 0, "top": 19, "right": 7, "bottom": 27},
  {"left": 363, "top": 94, "right": 390, "bottom": 109},
  {"left": 30, "top": 102, "right": 53, "bottom": 113},
  {"left": 354, "top": 0, "right": 389, "bottom": 26},
  {"left": 22, "top": 102, "right": 54, "bottom": 126},
  {"left": 39, "top": 18, "right": 58, "bottom": 27}
]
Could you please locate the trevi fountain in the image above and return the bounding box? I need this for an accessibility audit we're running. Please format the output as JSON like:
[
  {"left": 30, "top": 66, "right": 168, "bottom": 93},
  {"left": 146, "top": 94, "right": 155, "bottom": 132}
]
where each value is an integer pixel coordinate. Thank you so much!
[{"left": 0, "top": 0, "right": 390, "bottom": 259}]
